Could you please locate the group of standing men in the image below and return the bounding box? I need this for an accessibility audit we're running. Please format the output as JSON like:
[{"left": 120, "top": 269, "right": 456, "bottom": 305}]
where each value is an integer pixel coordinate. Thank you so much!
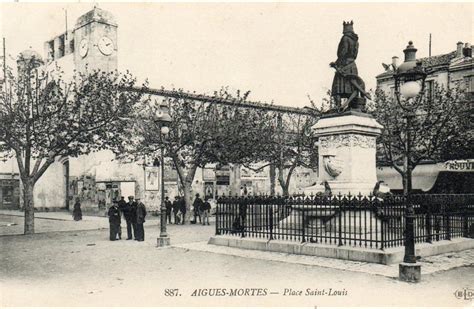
[
  {"left": 108, "top": 196, "right": 147, "bottom": 241},
  {"left": 164, "top": 195, "right": 186, "bottom": 225},
  {"left": 164, "top": 193, "right": 211, "bottom": 225}
]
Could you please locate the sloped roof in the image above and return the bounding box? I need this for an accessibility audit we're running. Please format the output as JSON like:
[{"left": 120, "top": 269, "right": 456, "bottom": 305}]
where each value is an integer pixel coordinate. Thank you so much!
[
  {"left": 376, "top": 51, "right": 458, "bottom": 79},
  {"left": 76, "top": 7, "right": 117, "bottom": 28},
  {"left": 419, "top": 51, "right": 457, "bottom": 68}
]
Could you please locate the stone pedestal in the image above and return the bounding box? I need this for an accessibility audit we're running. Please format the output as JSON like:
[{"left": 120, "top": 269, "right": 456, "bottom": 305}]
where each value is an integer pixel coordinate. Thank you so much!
[
  {"left": 311, "top": 111, "right": 383, "bottom": 196},
  {"left": 399, "top": 262, "right": 421, "bottom": 283},
  {"left": 279, "top": 207, "right": 382, "bottom": 238},
  {"left": 157, "top": 236, "right": 170, "bottom": 247},
  {"left": 278, "top": 206, "right": 337, "bottom": 231}
]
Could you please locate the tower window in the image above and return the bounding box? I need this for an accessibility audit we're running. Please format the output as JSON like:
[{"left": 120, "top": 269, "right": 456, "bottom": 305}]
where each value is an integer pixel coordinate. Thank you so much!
[
  {"left": 58, "top": 35, "right": 65, "bottom": 58},
  {"left": 69, "top": 38, "right": 75, "bottom": 54},
  {"left": 464, "top": 76, "right": 474, "bottom": 93},
  {"left": 425, "top": 80, "right": 434, "bottom": 101},
  {"left": 47, "top": 41, "right": 54, "bottom": 61}
]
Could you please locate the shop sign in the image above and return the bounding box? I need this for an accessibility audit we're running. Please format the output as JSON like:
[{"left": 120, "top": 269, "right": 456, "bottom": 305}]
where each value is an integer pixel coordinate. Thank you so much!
[{"left": 443, "top": 159, "right": 474, "bottom": 172}]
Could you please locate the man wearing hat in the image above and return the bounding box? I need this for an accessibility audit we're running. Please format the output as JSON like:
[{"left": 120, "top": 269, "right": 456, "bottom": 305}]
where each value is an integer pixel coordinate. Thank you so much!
[
  {"left": 135, "top": 197, "right": 147, "bottom": 241},
  {"left": 179, "top": 196, "right": 186, "bottom": 225},
  {"left": 172, "top": 196, "right": 180, "bottom": 224},
  {"left": 192, "top": 193, "right": 203, "bottom": 224},
  {"left": 124, "top": 196, "right": 137, "bottom": 240},
  {"left": 108, "top": 200, "right": 121, "bottom": 241},
  {"left": 165, "top": 196, "right": 172, "bottom": 224}
]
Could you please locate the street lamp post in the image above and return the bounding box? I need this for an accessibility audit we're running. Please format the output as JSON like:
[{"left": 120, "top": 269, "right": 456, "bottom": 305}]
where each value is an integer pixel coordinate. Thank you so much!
[
  {"left": 393, "top": 41, "right": 427, "bottom": 196},
  {"left": 156, "top": 103, "right": 172, "bottom": 247},
  {"left": 393, "top": 41, "right": 427, "bottom": 282}
]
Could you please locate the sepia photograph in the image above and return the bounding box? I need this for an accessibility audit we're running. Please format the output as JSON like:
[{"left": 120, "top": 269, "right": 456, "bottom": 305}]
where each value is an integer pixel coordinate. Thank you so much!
[{"left": 0, "top": 1, "right": 473, "bottom": 308}]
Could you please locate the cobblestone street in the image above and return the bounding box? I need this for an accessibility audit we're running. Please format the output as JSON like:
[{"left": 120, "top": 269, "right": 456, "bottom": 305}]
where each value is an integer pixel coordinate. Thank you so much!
[{"left": 1, "top": 211, "right": 473, "bottom": 307}]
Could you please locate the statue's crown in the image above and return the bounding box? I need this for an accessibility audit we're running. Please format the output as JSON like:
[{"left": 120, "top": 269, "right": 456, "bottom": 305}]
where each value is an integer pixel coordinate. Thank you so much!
[{"left": 343, "top": 20, "right": 354, "bottom": 32}]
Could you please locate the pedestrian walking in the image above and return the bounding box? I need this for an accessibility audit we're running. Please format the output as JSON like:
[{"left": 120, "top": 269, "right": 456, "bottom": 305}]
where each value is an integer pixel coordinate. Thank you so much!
[
  {"left": 72, "top": 197, "right": 82, "bottom": 221},
  {"left": 124, "top": 196, "right": 137, "bottom": 240},
  {"left": 135, "top": 197, "right": 147, "bottom": 241},
  {"left": 108, "top": 200, "right": 121, "bottom": 241},
  {"left": 172, "top": 196, "right": 180, "bottom": 224},
  {"left": 165, "top": 196, "right": 172, "bottom": 224},
  {"left": 201, "top": 197, "right": 211, "bottom": 225},
  {"left": 179, "top": 196, "right": 187, "bottom": 225},
  {"left": 192, "top": 193, "right": 203, "bottom": 224}
]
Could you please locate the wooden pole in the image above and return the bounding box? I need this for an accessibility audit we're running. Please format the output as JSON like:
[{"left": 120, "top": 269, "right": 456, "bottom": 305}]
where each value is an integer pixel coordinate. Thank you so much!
[{"left": 429, "top": 33, "right": 432, "bottom": 57}]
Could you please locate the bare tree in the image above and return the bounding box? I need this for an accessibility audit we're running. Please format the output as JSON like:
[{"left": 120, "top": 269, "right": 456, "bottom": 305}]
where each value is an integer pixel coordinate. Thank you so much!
[
  {"left": 119, "top": 88, "right": 272, "bottom": 221},
  {"left": 0, "top": 55, "right": 145, "bottom": 234},
  {"left": 260, "top": 112, "right": 318, "bottom": 196},
  {"left": 372, "top": 84, "right": 472, "bottom": 194}
]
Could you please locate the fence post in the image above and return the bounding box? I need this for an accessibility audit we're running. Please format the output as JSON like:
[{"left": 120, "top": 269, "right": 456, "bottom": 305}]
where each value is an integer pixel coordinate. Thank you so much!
[
  {"left": 269, "top": 206, "right": 274, "bottom": 240},
  {"left": 426, "top": 210, "right": 432, "bottom": 243},
  {"left": 380, "top": 204, "right": 385, "bottom": 250},
  {"left": 445, "top": 206, "right": 451, "bottom": 240},
  {"left": 241, "top": 200, "right": 246, "bottom": 238},
  {"left": 216, "top": 200, "right": 220, "bottom": 235},
  {"left": 434, "top": 216, "right": 440, "bottom": 241},
  {"left": 301, "top": 207, "right": 306, "bottom": 243},
  {"left": 338, "top": 202, "right": 343, "bottom": 246},
  {"left": 463, "top": 211, "right": 469, "bottom": 237},
  {"left": 403, "top": 197, "right": 417, "bottom": 264}
]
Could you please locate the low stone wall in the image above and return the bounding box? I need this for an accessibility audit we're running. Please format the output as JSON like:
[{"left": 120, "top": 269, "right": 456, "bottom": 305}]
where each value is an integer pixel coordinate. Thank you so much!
[{"left": 208, "top": 235, "right": 474, "bottom": 265}]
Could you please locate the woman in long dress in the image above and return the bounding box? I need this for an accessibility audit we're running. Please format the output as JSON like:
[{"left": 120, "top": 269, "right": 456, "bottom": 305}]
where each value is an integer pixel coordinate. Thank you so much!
[{"left": 73, "top": 197, "right": 82, "bottom": 221}]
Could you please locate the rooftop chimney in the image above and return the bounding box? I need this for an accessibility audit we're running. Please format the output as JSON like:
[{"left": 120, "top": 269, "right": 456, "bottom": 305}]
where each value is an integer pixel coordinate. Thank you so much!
[
  {"left": 456, "top": 41, "right": 463, "bottom": 57},
  {"left": 463, "top": 42, "right": 472, "bottom": 58},
  {"left": 392, "top": 56, "right": 399, "bottom": 69}
]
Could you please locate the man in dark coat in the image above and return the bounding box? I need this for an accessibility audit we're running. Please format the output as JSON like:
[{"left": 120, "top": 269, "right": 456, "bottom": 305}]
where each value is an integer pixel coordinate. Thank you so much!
[
  {"left": 108, "top": 200, "right": 121, "bottom": 241},
  {"left": 201, "top": 198, "right": 211, "bottom": 225},
  {"left": 330, "top": 21, "right": 366, "bottom": 110},
  {"left": 118, "top": 196, "right": 127, "bottom": 215},
  {"left": 72, "top": 197, "right": 82, "bottom": 221},
  {"left": 117, "top": 196, "right": 128, "bottom": 239},
  {"left": 192, "top": 193, "right": 203, "bottom": 224},
  {"left": 179, "top": 196, "right": 187, "bottom": 225},
  {"left": 125, "top": 196, "right": 138, "bottom": 240},
  {"left": 135, "top": 197, "right": 147, "bottom": 241},
  {"left": 172, "top": 196, "right": 180, "bottom": 224},
  {"left": 164, "top": 196, "right": 172, "bottom": 224}
]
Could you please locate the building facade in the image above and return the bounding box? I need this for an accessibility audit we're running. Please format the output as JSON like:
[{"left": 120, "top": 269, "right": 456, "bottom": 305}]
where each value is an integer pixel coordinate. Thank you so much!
[
  {"left": 375, "top": 41, "right": 473, "bottom": 193},
  {"left": 0, "top": 7, "right": 318, "bottom": 212},
  {"left": 376, "top": 41, "right": 473, "bottom": 96}
]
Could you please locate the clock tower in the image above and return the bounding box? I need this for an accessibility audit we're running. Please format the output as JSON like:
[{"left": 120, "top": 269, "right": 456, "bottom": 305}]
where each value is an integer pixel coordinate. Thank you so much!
[{"left": 74, "top": 7, "right": 118, "bottom": 73}]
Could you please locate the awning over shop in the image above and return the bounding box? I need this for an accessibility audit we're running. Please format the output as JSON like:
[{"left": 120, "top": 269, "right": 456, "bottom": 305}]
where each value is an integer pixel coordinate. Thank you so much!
[
  {"left": 377, "top": 164, "right": 440, "bottom": 192},
  {"left": 377, "top": 160, "right": 474, "bottom": 193}
]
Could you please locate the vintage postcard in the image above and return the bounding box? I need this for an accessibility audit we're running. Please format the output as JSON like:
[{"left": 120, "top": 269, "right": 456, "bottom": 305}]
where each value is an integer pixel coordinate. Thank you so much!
[{"left": 0, "top": 1, "right": 473, "bottom": 308}]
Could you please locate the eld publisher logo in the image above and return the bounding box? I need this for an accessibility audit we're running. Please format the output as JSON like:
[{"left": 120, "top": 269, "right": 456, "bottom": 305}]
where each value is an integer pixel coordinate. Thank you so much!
[{"left": 454, "top": 288, "right": 474, "bottom": 300}]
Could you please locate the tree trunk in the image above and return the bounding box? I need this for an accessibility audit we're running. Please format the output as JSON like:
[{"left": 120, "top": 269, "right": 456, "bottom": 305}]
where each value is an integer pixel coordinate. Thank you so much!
[
  {"left": 182, "top": 179, "right": 193, "bottom": 224},
  {"left": 23, "top": 178, "right": 35, "bottom": 234},
  {"left": 269, "top": 164, "right": 276, "bottom": 196},
  {"left": 406, "top": 166, "right": 413, "bottom": 195},
  {"left": 277, "top": 166, "right": 290, "bottom": 196},
  {"left": 170, "top": 154, "right": 198, "bottom": 224},
  {"left": 229, "top": 164, "right": 241, "bottom": 196}
]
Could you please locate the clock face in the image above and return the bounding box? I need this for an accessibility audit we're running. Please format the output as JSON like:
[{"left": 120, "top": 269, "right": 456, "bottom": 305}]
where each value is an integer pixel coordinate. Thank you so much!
[
  {"left": 98, "top": 36, "right": 114, "bottom": 56},
  {"left": 79, "top": 39, "right": 89, "bottom": 58}
]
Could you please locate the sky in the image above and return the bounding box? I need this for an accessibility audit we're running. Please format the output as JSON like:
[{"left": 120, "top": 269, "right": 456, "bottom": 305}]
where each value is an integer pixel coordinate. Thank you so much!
[{"left": 0, "top": 2, "right": 472, "bottom": 108}]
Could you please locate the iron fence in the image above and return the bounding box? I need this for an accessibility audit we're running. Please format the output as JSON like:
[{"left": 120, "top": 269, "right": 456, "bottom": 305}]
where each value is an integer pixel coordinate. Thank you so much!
[{"left": 215, "top": 194, "right": 474, "bottom": 250}]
